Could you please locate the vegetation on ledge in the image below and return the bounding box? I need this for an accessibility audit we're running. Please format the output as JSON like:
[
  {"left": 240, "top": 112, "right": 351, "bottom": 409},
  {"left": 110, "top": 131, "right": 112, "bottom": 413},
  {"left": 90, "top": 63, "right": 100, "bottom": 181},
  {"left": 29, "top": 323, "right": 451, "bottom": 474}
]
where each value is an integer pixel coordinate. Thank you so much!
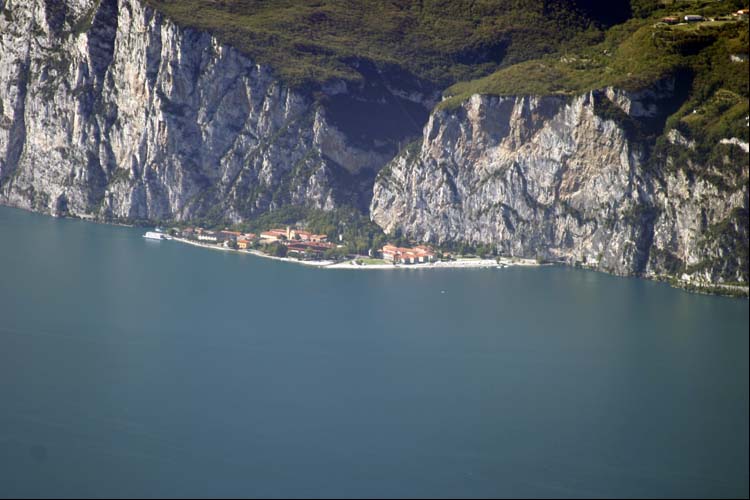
[
  {"left": 144, "top": 0, "right": 629, "bottom": 89},
  {"left": 442, "top": 0, "right": 749, "bottom": 106}
]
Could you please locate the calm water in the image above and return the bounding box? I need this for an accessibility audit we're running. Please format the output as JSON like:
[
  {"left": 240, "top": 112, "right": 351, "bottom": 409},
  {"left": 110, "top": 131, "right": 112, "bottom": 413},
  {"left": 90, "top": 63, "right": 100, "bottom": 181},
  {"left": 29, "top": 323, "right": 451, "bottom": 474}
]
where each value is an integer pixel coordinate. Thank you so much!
[{"left": 0, "top": 206, "right": 748, "bottom": 498}]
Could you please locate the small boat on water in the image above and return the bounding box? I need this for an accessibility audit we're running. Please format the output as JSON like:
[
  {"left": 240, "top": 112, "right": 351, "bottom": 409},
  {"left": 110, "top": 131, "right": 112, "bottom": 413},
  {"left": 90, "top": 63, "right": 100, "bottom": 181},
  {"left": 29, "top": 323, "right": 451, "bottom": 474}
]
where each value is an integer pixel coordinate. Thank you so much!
[{"left": 143, "top": 231, "right": 172, "bottom": 241}]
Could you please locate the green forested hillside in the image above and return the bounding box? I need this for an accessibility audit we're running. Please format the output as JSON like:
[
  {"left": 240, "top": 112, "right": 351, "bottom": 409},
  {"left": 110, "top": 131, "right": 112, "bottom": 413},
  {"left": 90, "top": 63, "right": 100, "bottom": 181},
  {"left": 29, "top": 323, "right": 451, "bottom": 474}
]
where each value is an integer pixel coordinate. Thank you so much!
[
  {"left": 444, "top": 1, "right": 748, "bottom": 102},
  {"left": 442, "top": 0, "right": 749, "bottom": 179},
  {"left": 144, "top": 0, "right": 629, "bottom": 87}
]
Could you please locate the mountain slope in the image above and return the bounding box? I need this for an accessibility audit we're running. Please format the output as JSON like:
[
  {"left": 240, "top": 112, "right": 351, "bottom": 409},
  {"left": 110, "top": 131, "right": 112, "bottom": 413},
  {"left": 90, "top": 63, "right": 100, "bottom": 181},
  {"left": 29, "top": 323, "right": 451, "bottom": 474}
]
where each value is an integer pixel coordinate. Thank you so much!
[
  {"left": 144, "top": 0, "right": 629, "bottom": 87},
  {"left": 0, "top": 0, "right": 747, "bottom": 290},
  {"left": 371, "top": 4, "right": 749, "bottom": 286},
  {"left": 0, "top": 0, "right": 436, "bottom": 222},
  {"left": 0, "top": 0, "right": 629, "bottom": 224}
]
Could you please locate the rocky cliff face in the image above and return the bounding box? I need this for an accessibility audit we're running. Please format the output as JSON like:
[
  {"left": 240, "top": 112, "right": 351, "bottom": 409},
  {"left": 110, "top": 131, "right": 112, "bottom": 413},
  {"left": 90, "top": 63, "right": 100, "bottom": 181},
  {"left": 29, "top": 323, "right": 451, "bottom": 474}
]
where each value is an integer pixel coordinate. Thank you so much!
[
  {"left": 0, "top": 0, "right": 433, "bottom": 222},
  {"left": 2, "top": 0, "right": 747, "bottom": 286},
  {"left": 371, "top": 87, "right": 749, "bottom": 284}
]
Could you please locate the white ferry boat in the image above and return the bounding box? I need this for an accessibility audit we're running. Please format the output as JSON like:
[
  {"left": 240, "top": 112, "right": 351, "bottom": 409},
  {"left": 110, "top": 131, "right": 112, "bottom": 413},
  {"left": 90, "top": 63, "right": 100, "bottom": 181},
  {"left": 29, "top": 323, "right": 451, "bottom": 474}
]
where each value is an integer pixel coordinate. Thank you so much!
[{"left": 143, "top": 231, "right": 172, "bottom": 241}]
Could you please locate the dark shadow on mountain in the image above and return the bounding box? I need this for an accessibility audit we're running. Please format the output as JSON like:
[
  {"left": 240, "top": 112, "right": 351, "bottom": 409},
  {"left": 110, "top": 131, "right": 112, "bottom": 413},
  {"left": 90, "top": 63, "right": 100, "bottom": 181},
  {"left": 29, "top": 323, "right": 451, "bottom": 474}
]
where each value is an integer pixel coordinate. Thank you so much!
[{"left": 322, "top": 59, "right": 434, "bottom": 155}]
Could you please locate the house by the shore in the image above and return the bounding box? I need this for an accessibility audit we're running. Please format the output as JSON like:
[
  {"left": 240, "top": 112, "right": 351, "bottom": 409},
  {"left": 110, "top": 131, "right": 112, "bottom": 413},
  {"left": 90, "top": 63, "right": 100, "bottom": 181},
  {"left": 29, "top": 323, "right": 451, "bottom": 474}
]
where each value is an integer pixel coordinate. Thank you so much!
[
  {"left": 195, "top": 229, "right": 219, "bottom": 243},
  {"left": 381, "top": 244, "right": 437, "bottom": 264},
  {"left": 286, "top": 240, "right": 336, "bottom": 258}
]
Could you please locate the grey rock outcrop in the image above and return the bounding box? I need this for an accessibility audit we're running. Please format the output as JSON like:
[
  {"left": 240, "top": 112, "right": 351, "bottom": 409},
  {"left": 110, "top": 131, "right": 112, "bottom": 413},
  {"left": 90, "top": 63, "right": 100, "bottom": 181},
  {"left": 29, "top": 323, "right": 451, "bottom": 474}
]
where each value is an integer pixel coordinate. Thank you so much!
[
  {"left": 0, "top": 0, "right": 432, "bottom": 222},
  {"left": 2, "top": 0, "right": 747, "bottom": 286},
  {"left": 371, "top": 89, "right": 749, "bottom": 283}
]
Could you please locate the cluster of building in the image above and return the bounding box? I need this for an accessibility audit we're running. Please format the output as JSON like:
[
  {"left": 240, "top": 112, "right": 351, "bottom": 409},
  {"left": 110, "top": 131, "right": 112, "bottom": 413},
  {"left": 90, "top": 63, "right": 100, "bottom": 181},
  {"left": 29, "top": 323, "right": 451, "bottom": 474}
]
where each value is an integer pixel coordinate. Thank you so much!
[
  {"left": 259, "top": 227, "right": 328, "bottom": 243},
  {"left": 175, "top": 226, "right": 442, "bottom": 264},
  {"left": 181, "top": 227, "right": 256, "bottom": 245},
  {"left": 659, "top": 15, "right": 701, "bottom": 24},
  {"left": 260, "top": 227, "right": 337, "bottom": 257},
  {"left": 179, "top": 226, "right": 337, "bottom": 259},
  {"left": 381, "top": 244, "right": 437, "bottom": 264}
]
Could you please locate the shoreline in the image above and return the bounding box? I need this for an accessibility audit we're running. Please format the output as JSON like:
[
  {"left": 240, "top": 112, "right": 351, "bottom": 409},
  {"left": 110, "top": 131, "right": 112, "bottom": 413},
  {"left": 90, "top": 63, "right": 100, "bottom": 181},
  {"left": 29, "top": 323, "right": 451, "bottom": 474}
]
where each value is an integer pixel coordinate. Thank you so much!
[
  {"left": 168, "top": 236, "right": 748, "bottom": 296},
  {"left": 170, "top": 236, "right": 539, "bottom": 270},
  {"left": 172, "top": 237, "right": 336, "bottom": 266},
  {"left": 2, "top": 206, "right": 743, "bottom": 296}
]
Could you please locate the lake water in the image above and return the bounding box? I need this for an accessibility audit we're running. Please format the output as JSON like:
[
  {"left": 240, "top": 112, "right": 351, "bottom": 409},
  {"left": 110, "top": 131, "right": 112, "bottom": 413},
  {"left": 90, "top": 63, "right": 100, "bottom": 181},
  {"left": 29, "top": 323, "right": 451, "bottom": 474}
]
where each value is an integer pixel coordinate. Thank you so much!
[{"left": 0, "top": 206, "right": 748, "bottom": 498}]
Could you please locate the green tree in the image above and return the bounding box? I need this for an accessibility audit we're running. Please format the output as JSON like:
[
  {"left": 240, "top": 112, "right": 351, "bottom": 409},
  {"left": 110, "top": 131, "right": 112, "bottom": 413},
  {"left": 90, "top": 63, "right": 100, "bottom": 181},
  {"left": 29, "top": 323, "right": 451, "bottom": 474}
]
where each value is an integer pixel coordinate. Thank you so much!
[{"left": 268, "top": 242, "right": 288, "bottom": 257}]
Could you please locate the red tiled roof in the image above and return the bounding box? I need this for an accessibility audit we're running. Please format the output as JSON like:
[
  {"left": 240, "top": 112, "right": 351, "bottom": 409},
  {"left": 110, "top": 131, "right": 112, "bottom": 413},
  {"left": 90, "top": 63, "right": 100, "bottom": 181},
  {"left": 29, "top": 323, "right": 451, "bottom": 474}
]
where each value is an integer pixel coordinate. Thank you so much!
[
  {"left": 287, "top": 241, "right": 335, "bottom": 251},
  {"left": 261, "top": 229, "right": 287, "bottom": 238},
  {"left": 382, "top": 244, "right": 435, "bottom": 258}
]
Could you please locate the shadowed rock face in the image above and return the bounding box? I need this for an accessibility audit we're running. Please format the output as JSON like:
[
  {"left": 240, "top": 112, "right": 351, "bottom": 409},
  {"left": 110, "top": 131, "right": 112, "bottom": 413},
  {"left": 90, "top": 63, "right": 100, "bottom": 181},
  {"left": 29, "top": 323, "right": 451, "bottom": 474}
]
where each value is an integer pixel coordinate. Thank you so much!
[
  {"left": 0, "top": 0, "right": 434, "bottom": 222},
  {"left": 371, "top": 88, "right": 749, "bottom": 284}
]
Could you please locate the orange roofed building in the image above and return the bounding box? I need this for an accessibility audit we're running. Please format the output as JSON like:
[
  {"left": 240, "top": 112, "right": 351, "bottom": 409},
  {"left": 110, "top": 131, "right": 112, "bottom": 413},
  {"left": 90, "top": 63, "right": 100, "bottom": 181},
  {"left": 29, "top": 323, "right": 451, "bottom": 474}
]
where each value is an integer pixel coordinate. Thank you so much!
[
  {"left": 381, "top": 244, "right": 436, "bottom": 264},
  {"left": 289, "top": 229, "right": 328, "bottom": 242},
  {"left": 260, "top": 229, "right": 288, "bottom": 241},
  {"left": 261, "top": 227, "right": 328, "bottom": 243}
]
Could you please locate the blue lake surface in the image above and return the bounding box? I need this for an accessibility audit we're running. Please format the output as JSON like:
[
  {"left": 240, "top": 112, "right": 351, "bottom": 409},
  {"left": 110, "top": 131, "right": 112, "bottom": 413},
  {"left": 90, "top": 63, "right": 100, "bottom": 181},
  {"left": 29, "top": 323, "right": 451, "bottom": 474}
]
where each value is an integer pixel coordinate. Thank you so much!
[{"left": 0, "top": 206, "right": 748, "bottom": 498}]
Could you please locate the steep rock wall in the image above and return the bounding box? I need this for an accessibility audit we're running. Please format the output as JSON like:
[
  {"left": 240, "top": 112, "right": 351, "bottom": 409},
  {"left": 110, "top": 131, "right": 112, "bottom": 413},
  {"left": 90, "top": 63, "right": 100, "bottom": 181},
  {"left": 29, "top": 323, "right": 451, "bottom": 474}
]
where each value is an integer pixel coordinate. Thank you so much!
[
  {"left": 0, "top": 0, "right": 431, "bottom": 222},
  {"left": 371, "top": 89, "right": 748, "bottom": 283}
]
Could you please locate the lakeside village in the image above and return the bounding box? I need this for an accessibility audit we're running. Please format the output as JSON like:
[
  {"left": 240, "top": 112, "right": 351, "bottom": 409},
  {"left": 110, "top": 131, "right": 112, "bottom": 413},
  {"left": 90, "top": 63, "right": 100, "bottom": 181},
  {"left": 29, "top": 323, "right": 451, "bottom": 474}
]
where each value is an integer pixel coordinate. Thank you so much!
[
  {"left": 143, "top": 224, "right": 540, "bottom": 269},
  {"left": 146, "top": 225, "right": 452, "bottom": 267},
  {"left": 142, "top": 226, "right": 748, "bottom": 293}
]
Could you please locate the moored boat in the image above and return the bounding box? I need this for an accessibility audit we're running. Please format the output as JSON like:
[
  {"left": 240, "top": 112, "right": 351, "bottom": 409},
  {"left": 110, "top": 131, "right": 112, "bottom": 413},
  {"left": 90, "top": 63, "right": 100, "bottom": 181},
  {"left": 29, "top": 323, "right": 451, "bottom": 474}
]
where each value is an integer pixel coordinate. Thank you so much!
[{"left": 143, "top": 231, "right": 171, "bottom": 240}]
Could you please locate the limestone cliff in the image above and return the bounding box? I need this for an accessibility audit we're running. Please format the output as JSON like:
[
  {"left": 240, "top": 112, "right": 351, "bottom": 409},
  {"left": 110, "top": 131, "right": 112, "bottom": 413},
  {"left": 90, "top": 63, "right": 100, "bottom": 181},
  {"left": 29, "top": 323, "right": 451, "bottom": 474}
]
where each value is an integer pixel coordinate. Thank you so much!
[
  {"left": 371, "top": 87, "right": 749, "bottom": 284},
  {"left": 0, "top": 0, "right": 432, "bottom": 222},
  {"left": 2, "top": 0, "right": 747, "bottom": 287}
]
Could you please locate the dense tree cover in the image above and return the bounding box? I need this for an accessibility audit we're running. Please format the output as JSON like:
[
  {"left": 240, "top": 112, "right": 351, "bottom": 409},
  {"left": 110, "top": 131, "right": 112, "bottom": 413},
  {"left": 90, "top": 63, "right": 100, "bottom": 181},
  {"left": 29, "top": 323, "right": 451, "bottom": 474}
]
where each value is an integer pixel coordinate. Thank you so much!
[
  {"left": 267, "top": 242, "right": 288, "bottom": 257},
  {"left": 145, "top": 0, "right": 630, "bottom": 88},
  {"left": 444, "top": 2, "right": 749, "bottom": 104}
]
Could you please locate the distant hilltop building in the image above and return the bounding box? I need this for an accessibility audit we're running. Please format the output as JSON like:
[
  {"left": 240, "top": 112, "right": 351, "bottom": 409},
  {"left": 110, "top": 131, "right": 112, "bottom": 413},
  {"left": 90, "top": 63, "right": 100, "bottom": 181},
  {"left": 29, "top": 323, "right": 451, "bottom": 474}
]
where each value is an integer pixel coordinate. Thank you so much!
[
  {"left": 286, "top": 240, "right": 335, "bottom": 258},
  {"left": 684, "top": 15, "right": 704, "bottom": 23}
]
